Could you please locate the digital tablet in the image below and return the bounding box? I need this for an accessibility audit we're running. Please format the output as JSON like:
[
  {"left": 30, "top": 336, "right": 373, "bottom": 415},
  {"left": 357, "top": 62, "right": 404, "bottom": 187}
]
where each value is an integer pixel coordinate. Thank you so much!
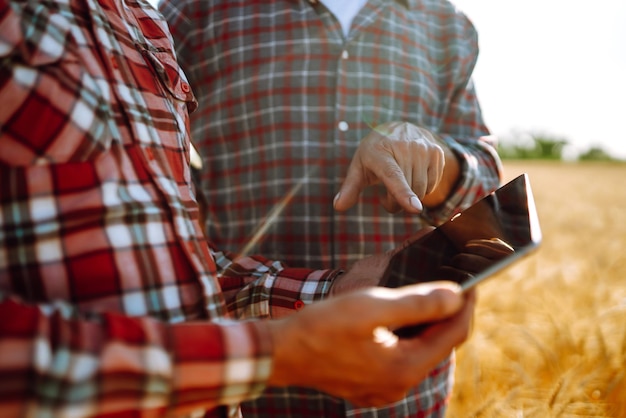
[{"left": 380, "top": 173, "right": 542, "bottom": 337}]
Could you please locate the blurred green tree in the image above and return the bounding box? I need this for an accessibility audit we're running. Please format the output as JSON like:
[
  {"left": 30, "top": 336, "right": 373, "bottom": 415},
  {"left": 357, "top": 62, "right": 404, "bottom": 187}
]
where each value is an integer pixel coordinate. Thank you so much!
[
  {"left": 578, "top": 146, "right": 615, "bottom": 161},
  {"left": 498, "top": 132, "right": 568, "bottom": 160}
]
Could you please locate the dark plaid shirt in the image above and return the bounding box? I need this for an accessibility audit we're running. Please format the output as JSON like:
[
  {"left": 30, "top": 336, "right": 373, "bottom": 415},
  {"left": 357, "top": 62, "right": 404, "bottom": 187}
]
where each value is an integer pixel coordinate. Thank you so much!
[{"left": 161, "top": 0, "right": 502, "bottom": 417}]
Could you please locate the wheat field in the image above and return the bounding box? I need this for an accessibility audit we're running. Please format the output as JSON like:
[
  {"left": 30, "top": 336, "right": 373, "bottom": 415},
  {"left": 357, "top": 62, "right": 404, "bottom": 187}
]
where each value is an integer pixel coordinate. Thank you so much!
[{"left": 447, "top": 161, "right": 626, "bottom": 417}]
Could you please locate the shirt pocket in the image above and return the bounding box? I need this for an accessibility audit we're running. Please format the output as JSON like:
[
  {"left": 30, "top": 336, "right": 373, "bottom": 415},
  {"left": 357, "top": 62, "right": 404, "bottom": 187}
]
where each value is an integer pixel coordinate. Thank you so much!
[
  {"left": 0, "top": 1, "right": 117, "bottom": 166},
  {"left": 140, "top": 48, "right": 197, "bottom": 114}
]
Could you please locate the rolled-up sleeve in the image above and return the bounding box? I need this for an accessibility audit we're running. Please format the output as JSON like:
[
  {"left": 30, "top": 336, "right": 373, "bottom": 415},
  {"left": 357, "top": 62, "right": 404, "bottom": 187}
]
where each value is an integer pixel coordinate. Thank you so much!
[
  {"left": 211, "top": 247, "right": 340, "bottom": 320},
  {"left": 421, "top": 11, "right": 503, "bottom": 225}
]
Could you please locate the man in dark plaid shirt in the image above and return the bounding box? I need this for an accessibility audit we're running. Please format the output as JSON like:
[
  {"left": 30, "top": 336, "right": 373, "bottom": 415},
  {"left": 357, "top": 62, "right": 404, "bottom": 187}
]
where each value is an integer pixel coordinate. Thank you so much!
[{"left": 161, "top": 1, "right": 502, "bottom": 417}]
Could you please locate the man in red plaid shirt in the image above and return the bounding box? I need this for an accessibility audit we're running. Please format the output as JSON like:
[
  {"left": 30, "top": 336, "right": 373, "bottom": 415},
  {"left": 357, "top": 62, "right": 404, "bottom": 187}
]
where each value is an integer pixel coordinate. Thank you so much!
[
  {"left": 160, "top": 0, "right": 503, "bottom": 417},
  {"left": 0, "top": 0, "right": 476, "bottom": 416}
]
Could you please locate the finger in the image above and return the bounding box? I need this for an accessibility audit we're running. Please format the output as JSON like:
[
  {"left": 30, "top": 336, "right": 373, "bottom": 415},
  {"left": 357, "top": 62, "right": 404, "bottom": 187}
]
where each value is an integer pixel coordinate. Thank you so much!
[
  {"left": 409, "top": 169, "right": 429, "bottom": 200},
  {"left": 407, "top": 152, "right": 429, "bottom": 199},
  {"left": 371, "top": 157, "right": 423, "bottom": 213},
  {"left": 377, "top": 156, "right": 418, "bottom": 213},
  {"left": 380, "top": 188, "right": 424, "bottom": 214},
  {"left": 463, "top": 245, "right": 511, "bottom": 260},
  {"left": 381, "top": 189, "right": 402, "bottom": 213},
  {"left": 408, "top": 285, "right": 476, "bottom": 345},
  {"left": 334, "top": 161, "right": 366, "bottom": 212},
  {"left": 465, "top": 239, "right": 514, "bottom": 259},
  {"left": 435, "top": 265, "right": 473, "bottom": 284},
  {"left": 424, "top": 148, "right": 445, "bottom": 195},
  {"left": 486, "top": 238, "right": 515, "bottom": 252},
  {"left": 446, "top": 253, "right": 492, "bottom": 274}
]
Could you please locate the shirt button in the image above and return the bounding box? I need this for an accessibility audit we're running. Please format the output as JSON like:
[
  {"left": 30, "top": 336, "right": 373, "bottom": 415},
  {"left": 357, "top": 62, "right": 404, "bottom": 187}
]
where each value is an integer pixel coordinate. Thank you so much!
[
  {"left": 111, "top": 55, "right": 118, "bottom": 69},
  {"left": 294, "top": 300, "right": 305, "bottom": 310},
  {"left": 338, "top": 121, "right": 349, "bottom": 132},
  {"left": 341, "top": 50, "right": 349, "bottom": 59},
  {"left": 145, "top": 148, "right": 155, "bottom": 160},
  {"left": 181, "top": 83, "right": 190, "bottom": 93}
]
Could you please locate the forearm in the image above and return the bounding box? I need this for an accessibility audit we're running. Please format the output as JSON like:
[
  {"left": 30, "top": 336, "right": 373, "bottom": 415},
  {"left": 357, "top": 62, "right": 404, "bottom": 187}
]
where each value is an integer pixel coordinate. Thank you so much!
[{"left": 0, "top": 296, "right": 273, "bottom": 416}]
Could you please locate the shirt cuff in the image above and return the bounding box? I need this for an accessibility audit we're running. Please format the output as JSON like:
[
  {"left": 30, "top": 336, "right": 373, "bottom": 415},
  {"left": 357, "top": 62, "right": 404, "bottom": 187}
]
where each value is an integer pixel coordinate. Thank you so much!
[
  {"left": 269, "top": 268, "right": 340, "bottom": 318},
  {"left": 421, "top": 134, "right": 497, "bottom": 225}
]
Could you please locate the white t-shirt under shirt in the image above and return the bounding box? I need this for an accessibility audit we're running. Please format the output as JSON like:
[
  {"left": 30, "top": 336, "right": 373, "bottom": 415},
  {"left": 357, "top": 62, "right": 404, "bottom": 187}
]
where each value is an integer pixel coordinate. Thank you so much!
[{"left": 320, "top": 0, "right": 368, "bottom": 36}]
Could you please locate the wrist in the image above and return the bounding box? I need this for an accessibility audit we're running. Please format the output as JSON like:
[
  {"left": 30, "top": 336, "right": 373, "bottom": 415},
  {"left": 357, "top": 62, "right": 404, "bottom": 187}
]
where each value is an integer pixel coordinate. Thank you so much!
[{"left": 266, "top": 317, "right": 303, "bottom": 387}]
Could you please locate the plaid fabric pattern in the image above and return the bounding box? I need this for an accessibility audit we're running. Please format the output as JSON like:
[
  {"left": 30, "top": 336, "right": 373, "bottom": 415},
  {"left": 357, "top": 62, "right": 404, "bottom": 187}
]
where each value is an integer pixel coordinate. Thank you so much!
[
  {"left": 0, "top": 0, "right": 339, "bottom": 415},
  {"left": 160, "top": 1, "right": 502, "bottom": 417}
]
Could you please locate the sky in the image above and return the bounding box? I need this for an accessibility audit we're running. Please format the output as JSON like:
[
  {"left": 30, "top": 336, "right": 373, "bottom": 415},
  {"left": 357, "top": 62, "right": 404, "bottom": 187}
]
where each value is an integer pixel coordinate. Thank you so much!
[{"left": 452, "top": 0, "right": 626, "bottom": 159}]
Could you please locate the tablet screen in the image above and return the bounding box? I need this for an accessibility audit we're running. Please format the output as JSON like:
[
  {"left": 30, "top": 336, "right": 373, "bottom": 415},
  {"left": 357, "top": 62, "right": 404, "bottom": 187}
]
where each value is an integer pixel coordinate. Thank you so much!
[{"left": 380, "top": 174, "right": 542, "bottom": 292}]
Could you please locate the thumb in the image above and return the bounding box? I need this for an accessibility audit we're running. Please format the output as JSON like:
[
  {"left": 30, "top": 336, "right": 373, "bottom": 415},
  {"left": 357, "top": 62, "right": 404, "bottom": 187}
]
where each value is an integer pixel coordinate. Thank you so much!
[{"left": 376, "top": 282, "right": 464, "bottom": 330}]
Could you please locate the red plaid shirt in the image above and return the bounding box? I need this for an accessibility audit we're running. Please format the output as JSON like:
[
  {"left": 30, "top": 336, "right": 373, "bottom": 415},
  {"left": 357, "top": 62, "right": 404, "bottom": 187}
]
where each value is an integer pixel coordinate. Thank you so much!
[
  {"left": 0, "top": 0, "right": 341, "bottom": 416},
  {"left": 160, "top": 1, "right": 502, "bottom": 417}
]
